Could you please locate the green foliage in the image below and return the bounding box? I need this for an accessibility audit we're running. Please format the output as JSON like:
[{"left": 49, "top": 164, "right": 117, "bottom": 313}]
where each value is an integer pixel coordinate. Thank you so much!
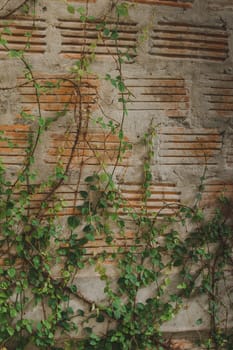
[
  {"left": 116, "top": 3, "right": 129, "bottom": 18},
  {"left": 0, "top": 2, "right": 232, "bottom": 350}
]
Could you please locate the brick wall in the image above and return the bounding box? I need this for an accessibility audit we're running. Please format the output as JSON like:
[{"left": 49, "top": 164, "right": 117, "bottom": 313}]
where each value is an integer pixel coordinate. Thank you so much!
[{"left": 0, "top": 0, "right": 233, "bottom": 347}]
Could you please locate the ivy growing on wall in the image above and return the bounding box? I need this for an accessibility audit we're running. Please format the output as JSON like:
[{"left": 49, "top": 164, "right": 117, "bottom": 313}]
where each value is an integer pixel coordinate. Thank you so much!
[{"left": 0, "top": 1, "right": 232, "bottom": 350}]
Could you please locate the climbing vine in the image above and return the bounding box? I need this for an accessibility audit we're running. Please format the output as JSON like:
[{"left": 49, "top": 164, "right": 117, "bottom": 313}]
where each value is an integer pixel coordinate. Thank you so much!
[{"left": 0, "top": 1, "right": 232, "bottom": 350}]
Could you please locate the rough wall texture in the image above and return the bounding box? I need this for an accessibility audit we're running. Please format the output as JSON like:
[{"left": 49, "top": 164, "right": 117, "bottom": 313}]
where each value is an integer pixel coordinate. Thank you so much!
[{"left": 0, "top": 0, "right": 233, "bottom": 348}]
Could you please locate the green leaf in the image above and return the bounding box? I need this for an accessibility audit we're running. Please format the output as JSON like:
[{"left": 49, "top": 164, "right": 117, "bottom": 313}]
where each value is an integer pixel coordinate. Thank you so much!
[
  {"left": 3, "top": 27, "right": 12, "bottom": 35},
  {"left": 7, "top": 267, "right": 16, "bottom": 278},
  {"left": 10, "top": 308, "right": 18, "bottom": 318},
  {"left": 80, "top": 15, "right": 86, "bottom": 22},
  {"left": 0, "top": 291, "right": 8, "bottom": 300},
  {"left": 84, "top": 327, "right": 92, "bottom": 335},
  {"left": 99, "top": 197, "right": 107, "bottom": 208},
  {"left": 103, "top": 28, "right": 110, "bottom": 36},
  {"left": 70, "top": 284, "right": 77, "bottom": 293},
  {"left": 118, "top": 81, "right": 125, "bottom": 93},
  {"left": 67, "top": 215, "right": 81, "bottom": 229},
  {"left": 116, "top": 3, "right": 129, "bottom": 17},
  {"left": 105, "top": 73, "right": 111, "bottom": 81},
  {"left": 7, "top": 326, "right": 15, "bottom": 336},
  {"left": 145, "top": 171, "right": 152, "bottom": 182},
  {"left": 26, "top": 323, "right": 33, "bottom": 333},
  {"left": 177, "top": 282, "right": 187, "bottom": 290},
  {"left": 77, "top": 6, "right": 85, "bottom": 15},
  {"left": 87, "top": 15, "right": 95, "bottom": 21},
  {"left": 85, "top": 175, "right": 95, "bottom": 183},
  {"left": 196, "top": 318, "right": 203, "bottom": 325},
  {"left": 77, "top": 309, "right": 84, "bottom": 316},
  {"left": 6, "top": 201, "right": 14, "bottom": 209},
  {"left": 110, "top": 30, "right": 119, "bottom": 40},
  {"left": 79, "top": 191, "right": 88, "bottom": 199},
  {"left": 38, "top": 117, "right": 45, "bottom": 127},
  {"left": 83, "top": 224, "right": 95, "bottom": 233},
  {"left": 63, "top": 271, "right": 70, "bottom": 279},
  {"left": 96, "top": 313, "right": 105, "bottom": 322},
  {"left": 118, "top": 129, "right": 124, "bottom": 140},
  {"left": 89, "top": 184, "right": 98, "bottom": 191},
  {"left": 0, "top": 37, "right": 8, "bottom": 46},
  {"left": 67, "top": 5, "right": 75, "bottom": 14},
  {"left": 8, "top": 49, "right": 23, "bottom": 58},
  {"left": 24, "top": 31, "right": 32, "bottom": 38},
  {"left": 99, "top": 172, "right": 109, "bottom": 183},
  {"left": 85, "top": 233, "right": 95, "bottom": 241},
  {"left": 33, "top": 256, "right": 41, "bottom": 270}
]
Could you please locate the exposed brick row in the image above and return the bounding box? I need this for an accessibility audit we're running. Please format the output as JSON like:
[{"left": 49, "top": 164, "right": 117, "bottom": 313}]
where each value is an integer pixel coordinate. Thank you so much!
[
  {"left": 158, "top": 128, "right": 222, "bottom": 165},
  {"left": 3, "top": 180, "right": 181, "bottom": 219},
  {"left": 201, "top": 182, "right": 233, "bottom": 207},
  {"left": 208, "top": 0, "right": 233, "bottom": 10},
  {"left": 1, "top": 16, "right": 228, "bottom": 64},
  {"left": 0, "top": 16, "right": 46, "bottom": 54},
  {"left": 119, "top": 182, "right": 181, "bottom": 216},
  {"left": 17, "top": 74, "right": 98, "bottom": 116},
  {"left": 46, "top": 131, "right": 132, "bottom": 167},
  {"left": 0, "top": 124, "right": 30, "bottom": 165},
  {"left": 128, "top": 0, "right": 193, "bottom": 8},
  {"left": 83, "top": 231, "right": 140, "bottom": 256},
  {"left": 202, "top": 75, "right": 233, "bottom": 118},
  {"left": 56, "top": 18, "right": 138, "bottom": 59},
  {"left": 12, "top": 183, "right": 83, "bottom": 216},
  {"left": 124, "top": 77, "right": 189, "bottom": 118},
  {"left": 226, "top": 137, "right": 233, "bottom": 167},
  {"left": 67, "top": 0, "right": 96, "bottom": 2},
  {"left": 150, "top": 22, "right": 229, "bottom": 62}
]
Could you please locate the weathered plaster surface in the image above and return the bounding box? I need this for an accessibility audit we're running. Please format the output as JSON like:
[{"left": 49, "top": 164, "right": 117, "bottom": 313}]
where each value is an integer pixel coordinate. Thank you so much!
[{"left": 0, "top": 0, "right": 233, "bottom": 347}]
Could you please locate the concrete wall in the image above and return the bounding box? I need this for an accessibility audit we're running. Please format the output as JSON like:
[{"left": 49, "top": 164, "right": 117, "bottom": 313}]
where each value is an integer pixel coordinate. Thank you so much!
[{"left": 0, "top": 0, "right": 233, "bottom": 348}]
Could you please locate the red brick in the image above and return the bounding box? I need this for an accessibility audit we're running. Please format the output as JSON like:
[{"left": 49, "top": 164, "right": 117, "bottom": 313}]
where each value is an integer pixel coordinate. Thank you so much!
[
  {"left": 202, "top": 75, "right": 233, "bottom": 118},
  {"left": 128, "top": 0, "right": 193, "bottom": 8},
  {"left": 200, "top": 182, "right": 233, "bottom": 207},
  {"left": 0, "top": 16, "right": 46, "bottom": 55},
  {"left": 18, "top": 74, "right": 98, "bottom": 117},
  {"left": 158, "top": 128, "right": 222, "bottom": 165},
  {"left": 56, "top": 19, "right": 138, "bottom": 59},
  {"left": 124, "top": 77, "right": 189, "bottom": 118},
  {"left": 119, "top": 182, "right": 181, "bottom": 216},
  {"left": 208, "top": 0, "right": 233, "bottom": 10},
  {"left": 0, "top": 124, "right": 30, "bottom": 166},
  {"left": 150, "top": 22, "right": 229, "bottom": 62},
  {"left": 46, "top": 131, "right": 132, "bottom": 167}
]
